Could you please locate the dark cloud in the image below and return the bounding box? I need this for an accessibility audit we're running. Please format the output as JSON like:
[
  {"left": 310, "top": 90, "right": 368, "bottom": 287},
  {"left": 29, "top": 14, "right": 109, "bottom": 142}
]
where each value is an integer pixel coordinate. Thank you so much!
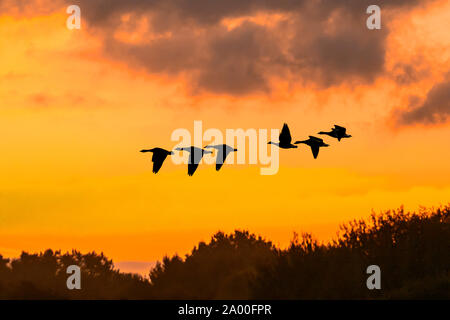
[
  {"left": 393, "top": 64, "right": 422, "bottom": 85},
  {"left": 397, "top": 77, "right": 450, "bottom": 125},
  {"left": 68, "top": 0, "right": 308, "bottom": 28},
  {"left": 68, "top": 0, "right": 430, "bottom": 94},
  {"left": 291, "top": 23, "right": 386, "bottom": 87},
  {"left": 2, "top": 0, "right": 434, "bottom": 95},
  {"left": 195, "top": 23, "right": 275, "bottom": 94},
  {"left": 68, "top": 0, "right": 424, "bottom": 28}
]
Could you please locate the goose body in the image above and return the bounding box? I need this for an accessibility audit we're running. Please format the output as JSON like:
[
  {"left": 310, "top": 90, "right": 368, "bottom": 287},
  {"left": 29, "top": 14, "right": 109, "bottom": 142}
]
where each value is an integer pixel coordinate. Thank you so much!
[
  {"left": 295, "top": 136, "right": 329, "bottom": 159},
  {"left": 268, "top": 123, "right": 298, "bottom": 149},
  {"left": 140, "top": 147, "right": 173, "bottom": 174},
  {"left": 175, "top": 146, "right": 213, "bottom": 176},
  {"left": 318, "top": 125, "right": 352, "bottom": 141},
  {"left": 204, "top": 144, "right": 238, "bottom": 171}
]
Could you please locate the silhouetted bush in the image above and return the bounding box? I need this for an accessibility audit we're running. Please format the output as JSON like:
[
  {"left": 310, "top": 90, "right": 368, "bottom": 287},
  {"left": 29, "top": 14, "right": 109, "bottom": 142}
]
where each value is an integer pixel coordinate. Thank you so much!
[
  {"left": 149, "top": 230, "right": 278, "bottom": 299},
  {"left": 0, "top": 205, "right": 449, "bottom": 299},
  {"left": 252, "top": 206, "right": 450, "bottom": 299},
  {"left": 0, "top": 250, "right": 153, "bottom": 299}
]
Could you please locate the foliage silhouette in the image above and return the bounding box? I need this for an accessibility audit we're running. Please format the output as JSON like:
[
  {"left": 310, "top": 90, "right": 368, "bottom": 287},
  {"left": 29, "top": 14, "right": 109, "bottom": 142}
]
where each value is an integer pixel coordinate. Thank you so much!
[{"left": 0, "top": 205, "right": 449, "bottom": 299}]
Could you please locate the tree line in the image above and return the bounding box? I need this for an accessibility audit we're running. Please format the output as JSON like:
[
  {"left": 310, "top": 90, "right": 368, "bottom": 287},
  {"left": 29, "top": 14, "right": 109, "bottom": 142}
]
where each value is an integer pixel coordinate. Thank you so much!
[{"left": 1, "top": 205, "right": 449, "bottom": 299}]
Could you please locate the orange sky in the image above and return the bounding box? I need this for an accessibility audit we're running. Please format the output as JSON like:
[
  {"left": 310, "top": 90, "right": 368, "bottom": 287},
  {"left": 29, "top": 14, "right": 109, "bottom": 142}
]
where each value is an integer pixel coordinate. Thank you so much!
[{"left": 0, "top": 0, "right": 449, "bottom": 275}]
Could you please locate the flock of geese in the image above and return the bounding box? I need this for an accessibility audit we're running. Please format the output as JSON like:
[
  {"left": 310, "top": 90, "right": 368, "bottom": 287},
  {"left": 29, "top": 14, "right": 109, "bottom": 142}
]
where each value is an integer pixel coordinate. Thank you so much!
[{"left": 140, "top": 124, "right": 352, "bottom": 176}]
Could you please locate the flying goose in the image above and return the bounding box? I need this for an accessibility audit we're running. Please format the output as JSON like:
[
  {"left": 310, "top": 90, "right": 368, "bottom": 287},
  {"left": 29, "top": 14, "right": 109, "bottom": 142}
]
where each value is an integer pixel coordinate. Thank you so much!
[
  {"left": 175, "top": 146, "right": 213, "bottom": 176},
  {"left": 295, "top": 136, "right": 329, "bottom": 159},
  {"left": 140, "top": 148, "right": 173, "bottom": 174},
  {"left": 318, "top": 125, "right": 352, "bottom": 141},
  {"left": 268, "top": 123, "right": 298, "bottom": 149},
  {"left": 204, "top": 144, "right": 238, "bottom": 171}
]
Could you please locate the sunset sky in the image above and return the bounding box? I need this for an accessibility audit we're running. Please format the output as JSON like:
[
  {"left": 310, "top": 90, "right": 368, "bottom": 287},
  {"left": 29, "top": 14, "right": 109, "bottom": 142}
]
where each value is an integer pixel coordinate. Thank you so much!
[{"left": 1, "top": 0, "right": 449, "bottom": 275}]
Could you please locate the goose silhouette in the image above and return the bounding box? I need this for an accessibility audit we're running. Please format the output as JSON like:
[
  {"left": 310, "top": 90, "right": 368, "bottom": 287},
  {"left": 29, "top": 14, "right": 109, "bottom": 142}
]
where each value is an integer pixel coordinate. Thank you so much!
[
  {"left": 140, "top": 148, "right": 173, "bottom": 174},
  {"left": 318, "top": 125, "right": 352, "bottom": 141},
  {"left": 268, "top": 123, "right": 298, "bottom": 149},
  {"left": 204, "top": 144, "right": 238, "bottom": 171},
  {"left": 295, "top": 136, "right": 329, "bottom": 159},
  {"left": 175, "top": 146, "right": 213, "bottom": 176}
]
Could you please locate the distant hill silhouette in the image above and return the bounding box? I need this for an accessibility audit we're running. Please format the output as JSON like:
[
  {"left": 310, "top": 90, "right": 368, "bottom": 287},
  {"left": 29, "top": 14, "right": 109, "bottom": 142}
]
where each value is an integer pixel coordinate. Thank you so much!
[{"left": 0, "top": 205, "right": 449, "bottom": 299}]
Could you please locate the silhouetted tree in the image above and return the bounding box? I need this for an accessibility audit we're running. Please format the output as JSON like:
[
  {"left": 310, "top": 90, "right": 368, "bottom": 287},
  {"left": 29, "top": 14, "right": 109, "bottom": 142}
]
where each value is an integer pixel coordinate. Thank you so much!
[
  {"left": 252, "top": 206, "right": 450, "bottom": 299},
  {"left": 0, "top": 205, "right": 449, "bottom": 299},
  {"left": 149, "top": 230, "right": 278, "bottom": 299}
]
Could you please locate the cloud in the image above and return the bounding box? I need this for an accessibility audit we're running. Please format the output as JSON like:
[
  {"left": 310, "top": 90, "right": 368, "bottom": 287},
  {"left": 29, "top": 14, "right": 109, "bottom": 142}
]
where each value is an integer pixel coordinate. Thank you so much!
[
  {"left": 393, "top": 63, "right": 425, "bottom": 85},
  {"left": 2, "top": 0, "right": 434, "bottom": 95},
  {"left": 0, "top": 0, "right": 61, "bottom": 16},
  {"left": 75, "top": 0, "right": 425, "bottom": 95},
  {"left": 68, "top": 0, "right": 425, "bottom": 29},
  {"left": 396, "top": 76, "right": 450, "bottom": 125}
]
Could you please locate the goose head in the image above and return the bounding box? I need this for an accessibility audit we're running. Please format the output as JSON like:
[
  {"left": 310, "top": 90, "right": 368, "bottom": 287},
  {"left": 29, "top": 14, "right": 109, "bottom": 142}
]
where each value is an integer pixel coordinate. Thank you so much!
[{"left": 140, "top": 148, "right": 155, "bottom": 153}]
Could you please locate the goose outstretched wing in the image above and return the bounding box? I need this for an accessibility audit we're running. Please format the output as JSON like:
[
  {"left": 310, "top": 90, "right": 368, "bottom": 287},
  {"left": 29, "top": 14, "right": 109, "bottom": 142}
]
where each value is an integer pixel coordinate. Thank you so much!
[
  {"left": 279, "top": 123, "right": 292, "bottom": 144},
  {"left": 334, "top": 125, "right": 346, "bottom": 133},
  {"left": 188, "top": 162, "right": 199, "bottom": 176},
  {"left": 216, "top": 147, "right": 234, "bottom": 171},
  {"left": 152, "top": 152, "right": 169, "bottom": 174},
  {"left": 216, "top": 147, "right": 225, "bottom": 171},
  {"left": 310, "top": 145, "right": 320, "bottom": 159},
  {"left": 309, "top": 136, "right": 323, "bottom": 142}
]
